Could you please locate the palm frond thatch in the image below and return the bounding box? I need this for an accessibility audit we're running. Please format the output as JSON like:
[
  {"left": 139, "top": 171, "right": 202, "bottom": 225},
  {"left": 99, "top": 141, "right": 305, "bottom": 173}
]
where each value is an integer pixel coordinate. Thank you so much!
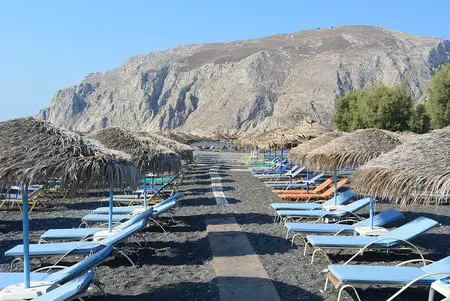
[
  {"left": 306, "top": 128, "right": 404, "bottom": 172},
  {"left": 288, "top": 132, "right": 346, "bottom": 164},
  {"left": 163, "top": 131, "right": 204, "bottom": 144},
  {"left": 351, "top": 127, "right": 450, "bottom": 204},
  {"left": 237, "top": 123, "right": 328, "bottom": 148},
  {"left": 89, "top": 128, "right": 181, "bottom": 173},
  {"left": 137, "top": 132, "right": 194, "bottom": 160},
  {"left": 0, "top": 117, "right": 138, "bottom": 189}
]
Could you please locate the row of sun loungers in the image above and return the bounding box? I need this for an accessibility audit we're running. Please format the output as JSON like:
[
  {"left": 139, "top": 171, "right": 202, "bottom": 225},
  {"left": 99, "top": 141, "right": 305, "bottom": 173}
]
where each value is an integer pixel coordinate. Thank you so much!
[
  {"left": 245, "top": 156, "right": 449, "bottom": 300},
  {"left": 0, "top": 191, "right": 183, "bottom": 300}
]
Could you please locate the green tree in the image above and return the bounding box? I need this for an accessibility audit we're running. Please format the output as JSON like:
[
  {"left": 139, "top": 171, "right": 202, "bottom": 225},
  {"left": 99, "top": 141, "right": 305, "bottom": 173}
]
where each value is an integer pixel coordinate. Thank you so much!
[
  {"left": 373, "top": 85, "right": 412, "bottom": 131},
  {"left": 332, "top": 90, "right": 365, "bottom": 131},
  {"left": 332, "top": 84, "right": 413, "bottom": 132},
  {"left": 409, "top": 103, "right": 431, "bottom": 134},
  {"left": 427, "top": 64, "right": 450, "bottom": 129}
]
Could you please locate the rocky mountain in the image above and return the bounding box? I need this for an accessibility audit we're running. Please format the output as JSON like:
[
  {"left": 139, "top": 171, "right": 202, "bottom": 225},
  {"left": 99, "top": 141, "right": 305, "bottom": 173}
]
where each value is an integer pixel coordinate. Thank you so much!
[{"left": 39, "top": 25, "right": 450, "bottom": 135}]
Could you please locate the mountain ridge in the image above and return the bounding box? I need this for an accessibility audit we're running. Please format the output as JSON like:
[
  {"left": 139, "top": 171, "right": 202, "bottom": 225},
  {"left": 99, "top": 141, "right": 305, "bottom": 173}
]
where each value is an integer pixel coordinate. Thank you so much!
[{"left": 39, "top": 25, "right": 450, "bottom": 135}]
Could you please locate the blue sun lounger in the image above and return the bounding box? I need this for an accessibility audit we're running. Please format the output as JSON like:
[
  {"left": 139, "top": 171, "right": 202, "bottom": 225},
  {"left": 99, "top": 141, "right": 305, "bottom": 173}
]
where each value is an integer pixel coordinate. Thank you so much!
[
  {"left": 305, "top": 217, "right": 439, "bottom": 264},
  {"left": 254, "top": 166, "right": 305, "bottom": 180},
  {"left": 39, "top": 206, "right": 154, "bottom": 242},
  {"left": 0, "top": 246, "right": 111, "bottom": 290},
  {"left": 265, "top": 173, "right": 324, "bottom": 189},
  {"left": 5, "top": 219, "right": 146, "bottom": 259},
  {"left": 271, "top": 189, "right": 355, "bottom": 211},
  {"left": 81, "top": 199, "right": 177, "bottom": 224},
  {"left": 92, "top": 192, "right": 182, "bottom": 215},
  {"left": 275, "top": 197, "right": 371, "bottom": 223},
  {"left": 285, "top": 209, "right": 404, "bottom": 245},
  {"left": 251, "top": 161, "right": 288, "bottom": 174},
  {"left": 325, "top": 256, "right": 450, "bottom": 301},
  {"left": 31, "top": 271, "right": 95, "bottom": 301}
]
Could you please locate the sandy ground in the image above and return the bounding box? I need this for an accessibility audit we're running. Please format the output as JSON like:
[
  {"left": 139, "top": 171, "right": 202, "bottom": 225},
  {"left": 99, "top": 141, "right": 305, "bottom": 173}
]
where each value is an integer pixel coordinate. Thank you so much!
[{"left": 0, "top": 152, "right": 449, "bottom": 300}]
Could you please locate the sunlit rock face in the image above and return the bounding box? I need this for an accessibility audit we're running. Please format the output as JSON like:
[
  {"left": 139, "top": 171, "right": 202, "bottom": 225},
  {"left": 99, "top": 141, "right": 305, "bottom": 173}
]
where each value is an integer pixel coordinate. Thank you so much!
[{"left": 39, "top": 25, "right": 450, "bottom": 135}]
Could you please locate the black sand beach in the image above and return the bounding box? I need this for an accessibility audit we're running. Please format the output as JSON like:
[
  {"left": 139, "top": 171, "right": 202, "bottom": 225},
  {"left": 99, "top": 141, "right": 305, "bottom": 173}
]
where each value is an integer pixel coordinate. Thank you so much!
[{"left": 1, "top": 152, "right": 449, "bottom": 300}]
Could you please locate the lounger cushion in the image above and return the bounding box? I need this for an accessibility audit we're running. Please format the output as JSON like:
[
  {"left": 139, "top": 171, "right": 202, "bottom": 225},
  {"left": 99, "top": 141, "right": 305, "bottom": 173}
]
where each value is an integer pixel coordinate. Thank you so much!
[
  {"left": 40, "top": 206, "right": 155, "bottom": 241},
  {"left": 286, "top": 209, "right": 404, "bottom": 234},
  {"left": 7, "top": 221, "right": 145, "bottom": 257},
  {"left": 307, "top": 216, "right": 438, "bottom": 248},
  {"left": 0, "top": 273, "right": 49, "bottom": 290},
  {"left": 82, "top": 214, "right": 133, "bottom": 222},
  {"left": 307, "top": 235, "right": 376, "bottom": 248},
  {"left": 40, "top": 228, "right": 103, "bottom": 240},
  {"left": 286, "top": 223, "right": 353, "bottom": 234},
  {"left": 421, "top": 256, "right": 450, "bottom": 275},
  {"left": 355, "top": 209, "right": 404, "bottom": 227},
  {"left": 271, "top": 190, "right": 354, "bottom": 210},
  {"left": 271, "top": 203, "right": 322, "bottom": 211},
  {"left": 330, "top": 256, "right": 450, "bottom": 286},
  {"left": 329, "top": 265, "right": 427, "bottom": 285},
  {"left": 93, "top": 206, "right": 141, "bottom": 214},
  {"left": 277, "top": 198, "right": 370, "bottom": 218},
  {"left": 84, "top": 206, "right": 166, "bottom": 223},
  {"left": 5, "top": 242, "right": 103, "bottom": 257}
]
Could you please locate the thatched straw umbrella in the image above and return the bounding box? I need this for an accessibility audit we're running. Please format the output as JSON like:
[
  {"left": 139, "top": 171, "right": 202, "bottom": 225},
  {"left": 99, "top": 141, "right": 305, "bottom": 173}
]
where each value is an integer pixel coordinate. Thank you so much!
[
  {"left": 89, "top": 128, "right": 182, "bottom": 209},
  {"left": 306, "top": 129, "right": 404, "bottom": 172},
  {"left": 236, "top": 123, "right": 329, "bottom": 159},
  {"left": 351, "top": 127, "right": 450, "bottom": 206},
  {"left": 0, "top": 117, "right": 138, "bottom": 289},
  {"left": 89, "top": 128, "right": 181, "bottom": 174},
  {"left": 288, "top": 132, "right": 346, "bottom": 165},
  {"left": 305, "top": 128, "right": 406, "bottom": 226},
  {"left": 287, "top": 132, "right": 346, "bottom": 192},
  {"left": 137, "top": 132, "right": 194, "bottom": 161}
]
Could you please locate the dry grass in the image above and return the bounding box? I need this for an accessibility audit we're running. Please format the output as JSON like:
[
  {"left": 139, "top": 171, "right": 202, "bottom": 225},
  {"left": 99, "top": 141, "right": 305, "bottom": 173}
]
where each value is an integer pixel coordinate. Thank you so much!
[
  {"left": 89, "top": 128, "right": 181, "bottom": 173},
  {"left": 0, "top": 117, "right": 138, "bottom": 190},
  {"left": 351, "top": 127, "right": 450, "bottom": 205},
  {"left": 306, "top": 128, "right": 403, "bottom": 171}
]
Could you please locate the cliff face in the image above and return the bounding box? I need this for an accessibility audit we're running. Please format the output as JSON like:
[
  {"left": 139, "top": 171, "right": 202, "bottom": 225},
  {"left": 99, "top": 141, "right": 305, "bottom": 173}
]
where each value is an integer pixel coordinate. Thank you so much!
[{"left": 39, "top": 25, "right": 450, "bottom": 134}]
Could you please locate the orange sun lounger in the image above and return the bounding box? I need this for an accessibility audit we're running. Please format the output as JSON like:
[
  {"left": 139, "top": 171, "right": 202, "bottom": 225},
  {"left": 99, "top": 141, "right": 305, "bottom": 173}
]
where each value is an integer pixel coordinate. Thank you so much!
[
  {"left": 277, "top": 178, "right": 348, "bottom": 201},
  {"left": 272, "top": 178, "right": 334, "bottom": 195}
]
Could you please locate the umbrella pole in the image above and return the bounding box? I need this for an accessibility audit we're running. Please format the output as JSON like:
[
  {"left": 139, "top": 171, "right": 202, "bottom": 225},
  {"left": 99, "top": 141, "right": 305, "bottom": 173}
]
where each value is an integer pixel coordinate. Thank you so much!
[
  {"left": 306, "top": 169, "right": 309, "bottom": 193},
  {"left": 151, "top": 176, "right": 155, "bottom": 193},
  {"left": 333, "top": 169, "right": 337, "bottom": 206},
  {"left": 22, "top": 183, "right": 30, "bottom": 288},
  {"left": 369, "top": 198, "right": 374, "bottom": 229},
  {"left": 143, "top": 176, "right": 147, "bottom": 209},
  {"left": 108, "top": 186, "right": 113, "bottom": 232},
  {"left": 289, "top": 161, "right": 293, "bottom": 189}
]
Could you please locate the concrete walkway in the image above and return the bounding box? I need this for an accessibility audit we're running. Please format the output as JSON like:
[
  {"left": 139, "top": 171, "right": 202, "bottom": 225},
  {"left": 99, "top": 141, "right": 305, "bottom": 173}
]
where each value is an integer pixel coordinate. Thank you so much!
[{"left": 206, "top": 217, "right": 281, "bottom": 301}]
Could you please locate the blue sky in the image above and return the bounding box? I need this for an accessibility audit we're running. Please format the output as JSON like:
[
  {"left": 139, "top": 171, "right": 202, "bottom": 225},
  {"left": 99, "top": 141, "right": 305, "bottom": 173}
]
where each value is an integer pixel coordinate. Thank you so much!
[{"left": 1, "top": 0, "right": 449, "bottom": 121}]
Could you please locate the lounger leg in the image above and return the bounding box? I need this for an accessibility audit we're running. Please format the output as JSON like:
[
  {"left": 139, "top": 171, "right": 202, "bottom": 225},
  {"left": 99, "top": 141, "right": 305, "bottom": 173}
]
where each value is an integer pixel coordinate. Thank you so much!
[
  {"left": 337, "top": 285, "right": 361, "bottom": 301},
  {"left": 149, "top": 218, "right": 167, "bottom": 233},
  {"left": 303, "top": 242, "right": 310, "bottom": 256},
  {"left": 324, "top": 277, "right": 329, "bottom": 291},
  {"left": 10, "top": 257, "right": 23, "bottom": 271},
  {"left": 311, "top": 248, "right": 332, "bottom": 264},
  {"left": 117, "top": 250, "right": 137, "bottom": 268},
  {"left": 292, "top": 234, "right": 307, "bottom": 247},
  {"left": 285, "top": 230, "right": 290, "bottom": 240}
]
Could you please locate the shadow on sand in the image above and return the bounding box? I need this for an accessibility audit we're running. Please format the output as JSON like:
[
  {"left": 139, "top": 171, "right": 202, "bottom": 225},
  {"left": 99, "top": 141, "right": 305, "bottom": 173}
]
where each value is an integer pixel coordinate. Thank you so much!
[{"left": 95, "top": 277, "right": 323, "bottom": 301}]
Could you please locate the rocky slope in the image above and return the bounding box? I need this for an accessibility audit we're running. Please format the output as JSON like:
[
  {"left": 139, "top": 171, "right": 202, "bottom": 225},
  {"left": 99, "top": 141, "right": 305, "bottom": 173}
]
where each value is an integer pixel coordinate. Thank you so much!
[{"left": 39, "top": 25, "right": 450, "bottom": 134}]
